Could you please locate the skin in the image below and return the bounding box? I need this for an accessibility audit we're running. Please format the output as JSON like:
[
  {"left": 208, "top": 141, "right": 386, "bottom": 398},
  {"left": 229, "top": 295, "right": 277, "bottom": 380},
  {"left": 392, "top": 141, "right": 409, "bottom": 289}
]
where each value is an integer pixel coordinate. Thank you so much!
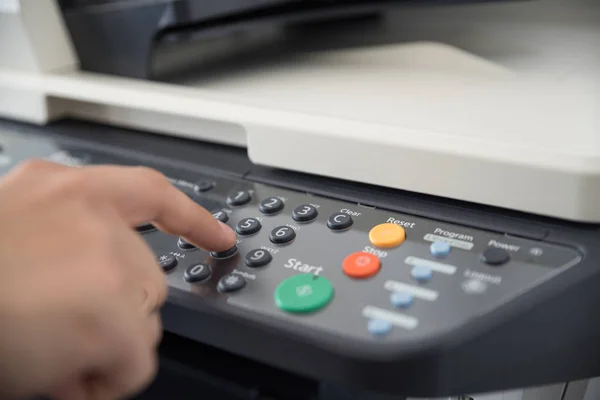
[{"left": 0, "top": 160, "right": 237, "bottom": 400}]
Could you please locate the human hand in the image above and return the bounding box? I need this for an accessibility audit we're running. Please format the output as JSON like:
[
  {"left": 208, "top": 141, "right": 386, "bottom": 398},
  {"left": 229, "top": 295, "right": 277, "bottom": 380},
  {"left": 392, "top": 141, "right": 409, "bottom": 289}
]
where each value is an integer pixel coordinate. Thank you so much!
[{"left": 0, "top": 160, "right": 236, "bottom": 400}]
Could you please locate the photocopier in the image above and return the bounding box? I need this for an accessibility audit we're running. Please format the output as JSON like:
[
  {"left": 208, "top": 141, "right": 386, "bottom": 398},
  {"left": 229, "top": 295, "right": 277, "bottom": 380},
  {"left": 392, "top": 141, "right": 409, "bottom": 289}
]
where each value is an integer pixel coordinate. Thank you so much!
[{"left": 1, "top": 0, "right": 600, "bottom": 399}]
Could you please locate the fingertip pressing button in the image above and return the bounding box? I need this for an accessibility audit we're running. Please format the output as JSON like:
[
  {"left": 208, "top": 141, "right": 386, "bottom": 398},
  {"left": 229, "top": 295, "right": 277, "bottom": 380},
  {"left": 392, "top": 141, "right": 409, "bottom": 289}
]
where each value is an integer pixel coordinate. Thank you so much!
[
  {"left": 368, "top": 319, "right": 392, "bottom": 337},
  {"left": 411, "top": 265, "right": 433, "bottom": 282},
  {"left": 177, "top": 237, "right": 196, "bottom": 250},
  {"left": 390, "top": 292, "right": 413, "bottom": 308},
  {"left": 212, "top": 210, "right": 229, "bottom": 223},
  {"left": 430, "top": 241, "right": 451, "bottom": 258},
  {"left": 210, "top": 245, "right": 238, "bottom": 259},
  {"left": 136, "top": 223, "right": 156, "bottom": 233},
  {"left": 368, "top": 223, "right": 405, "bottom": 248}
]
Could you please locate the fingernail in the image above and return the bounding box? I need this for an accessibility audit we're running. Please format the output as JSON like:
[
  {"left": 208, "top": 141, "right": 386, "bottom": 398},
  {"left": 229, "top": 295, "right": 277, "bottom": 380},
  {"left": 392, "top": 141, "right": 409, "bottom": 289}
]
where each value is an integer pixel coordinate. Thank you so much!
[{"left": 219, "top": 221, "right": 236, "bottom": 243}]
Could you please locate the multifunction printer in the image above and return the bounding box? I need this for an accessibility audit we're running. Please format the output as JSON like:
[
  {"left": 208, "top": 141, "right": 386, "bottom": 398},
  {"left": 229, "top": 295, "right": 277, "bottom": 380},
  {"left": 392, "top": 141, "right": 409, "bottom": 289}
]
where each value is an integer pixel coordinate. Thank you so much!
[{"left": 1, "top": 0, "right": 600, "bottom": 399}]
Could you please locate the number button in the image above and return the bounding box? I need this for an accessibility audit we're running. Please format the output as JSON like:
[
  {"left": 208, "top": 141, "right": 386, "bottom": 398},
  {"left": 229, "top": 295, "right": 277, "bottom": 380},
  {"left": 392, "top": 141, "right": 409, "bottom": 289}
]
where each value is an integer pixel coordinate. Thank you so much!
[
  {"left": 227, "top": 190, "right": 251, "bottom": 206},
  {"left": 327, "top": 213, "right": 353, "bottom": 231},
  {"left": 177, "top": 237, "right": 195, "bottom": 250},
  {"left": 236, "top": 218, "right": 262, "bottom": 236},
  {"left": 210, "top": 245, "right": 238, "bottom": 259},
  {"left": 292, "top": 204, "right": 318, "bottom": 222},
  {"left": 136, "top": 223, "right": 156, "bottom": 233},
  {"left": 245, "top": 249, "right": 273, "bottom": 268},
  {"left": 259, "top": 197, "right": 284, "bottom": 215},
  {"left": 184, "top": 263, "right": 212, "bottom": 283},
  {"left": 212, "top": 209, "right": 229, "bottom": 223},
  {"left": 269, "top": 226, "right": 296, "bottom": 245}
]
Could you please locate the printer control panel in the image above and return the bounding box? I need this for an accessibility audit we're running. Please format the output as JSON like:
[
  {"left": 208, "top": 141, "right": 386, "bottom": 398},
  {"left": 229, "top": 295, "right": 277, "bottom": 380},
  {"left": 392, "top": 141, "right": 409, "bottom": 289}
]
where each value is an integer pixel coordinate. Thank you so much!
[
  {"left": 1, "top": 121, "right": 595, "bottom": 397},
  {"left": 146, "top": 174, "right": 581, "bottom": 343}
]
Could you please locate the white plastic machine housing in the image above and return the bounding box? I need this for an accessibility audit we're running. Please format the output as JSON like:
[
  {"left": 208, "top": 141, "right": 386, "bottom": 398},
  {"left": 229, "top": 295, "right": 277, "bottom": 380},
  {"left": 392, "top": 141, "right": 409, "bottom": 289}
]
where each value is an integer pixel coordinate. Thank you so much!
[{"left": 1, "top": 0, "right": 599, "bottom": 223}]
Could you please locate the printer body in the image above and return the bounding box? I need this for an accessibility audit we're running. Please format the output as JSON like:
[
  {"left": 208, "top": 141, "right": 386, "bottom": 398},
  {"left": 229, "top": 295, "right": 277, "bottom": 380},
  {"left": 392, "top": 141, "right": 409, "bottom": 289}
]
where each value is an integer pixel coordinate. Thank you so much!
[{"left": 1, "top": 0, "right": 600, "bottom": 399}]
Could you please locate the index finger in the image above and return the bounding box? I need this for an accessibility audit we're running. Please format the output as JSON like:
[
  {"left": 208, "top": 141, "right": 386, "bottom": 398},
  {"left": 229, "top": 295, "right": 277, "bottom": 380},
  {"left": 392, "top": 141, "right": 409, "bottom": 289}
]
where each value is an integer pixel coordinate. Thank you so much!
[{"left": 81, "top": 165, "right": 236, "bottom": 252}]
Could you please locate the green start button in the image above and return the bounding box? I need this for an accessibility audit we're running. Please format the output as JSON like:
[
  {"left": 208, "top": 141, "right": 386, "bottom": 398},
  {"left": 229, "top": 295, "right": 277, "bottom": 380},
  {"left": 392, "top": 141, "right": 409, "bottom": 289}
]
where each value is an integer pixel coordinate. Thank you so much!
[{"left": 274, "top": 274, "right": 334, "bottom": 313}]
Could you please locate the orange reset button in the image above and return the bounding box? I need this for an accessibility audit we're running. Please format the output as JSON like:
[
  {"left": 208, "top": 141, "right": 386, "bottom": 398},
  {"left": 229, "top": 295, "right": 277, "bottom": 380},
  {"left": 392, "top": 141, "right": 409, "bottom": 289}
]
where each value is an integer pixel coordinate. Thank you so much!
[
  {"left": 342, "top": 252, "right": 381, "bottom": 278},
  {"left": 369, "top": 223, "right": 406, "bottom": 248}
]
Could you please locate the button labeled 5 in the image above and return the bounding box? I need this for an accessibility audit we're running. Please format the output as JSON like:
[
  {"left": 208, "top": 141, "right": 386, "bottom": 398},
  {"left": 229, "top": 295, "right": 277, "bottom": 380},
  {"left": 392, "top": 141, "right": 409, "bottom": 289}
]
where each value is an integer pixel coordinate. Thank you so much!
[{"left": 236, "top": 218, "right": 261, "bottom": 235}]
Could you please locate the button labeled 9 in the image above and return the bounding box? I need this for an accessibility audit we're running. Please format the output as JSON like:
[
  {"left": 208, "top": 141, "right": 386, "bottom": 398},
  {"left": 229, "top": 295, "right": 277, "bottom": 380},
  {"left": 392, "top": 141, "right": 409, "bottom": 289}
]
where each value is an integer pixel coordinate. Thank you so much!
[{"left": 245, "top": 249, "right": 273, "bottom": 268}]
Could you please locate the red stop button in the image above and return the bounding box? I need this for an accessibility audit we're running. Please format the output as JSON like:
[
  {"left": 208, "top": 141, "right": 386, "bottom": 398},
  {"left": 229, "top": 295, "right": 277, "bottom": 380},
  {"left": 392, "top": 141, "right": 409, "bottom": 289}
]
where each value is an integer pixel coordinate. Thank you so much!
[{"left": 342, "top": 252, "right": 381, "bottom": 279}]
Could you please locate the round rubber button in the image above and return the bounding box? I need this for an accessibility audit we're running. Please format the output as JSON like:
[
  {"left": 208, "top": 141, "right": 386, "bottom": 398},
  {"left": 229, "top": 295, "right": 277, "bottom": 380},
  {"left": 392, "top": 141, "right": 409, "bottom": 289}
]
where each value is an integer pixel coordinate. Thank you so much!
[
  {"left": 327, "top": 213, "right": 353, "bottom": 231},
  {"left": 269, "top": 226, "right": 296, "bottom": 245},
  {"left": 227, "top": 190, "right": 251, "bottom": 206},
  {"left": 158, "top": 255, "right": 177, "bottom": 272},
  {"left": 411, "top": 265, "right": 433, "bottom": 282},
  {"left": 430, "top": 241, "right": 451, "bottom": 258},
  {"left": 481, "top": 248, "right": 510, "bottom": 266},
  {"left": 390, "top": 291, "right": 413, "bottom": 308},
  {"left": 212, "top": 209, "right": 229, "bottom": 223},
  {"left": 342, "top": 252, "right": 381, "bottom": 279},
  {"left": 368, "top": 223, "right": 405, "bottom": 248},
  {"left": 184, "top": 263, "right": 212, "bottom": 283},
  {"left": 236, "top": 218, "right": 262, "bottom": 236},
  {"left": 259, "top": 197, "right": 284, "bottom": 215},
  {"left": 292, "top": 204, "right": 318, "bottom": 222},
  {"left": 245, "top": 249, "right": 273, "bottom": 268},
  {"left": 210, "top": 245, "right": 238, "bottom": 259},
  {"left": 177, "top": 237, "right": 195, "bottom": 250},
  {"left": 368, "top": 319, "right": 392, "bottom": 337},
  {"left": 274, "top": 274, "right": 334, "bottom": 313}
]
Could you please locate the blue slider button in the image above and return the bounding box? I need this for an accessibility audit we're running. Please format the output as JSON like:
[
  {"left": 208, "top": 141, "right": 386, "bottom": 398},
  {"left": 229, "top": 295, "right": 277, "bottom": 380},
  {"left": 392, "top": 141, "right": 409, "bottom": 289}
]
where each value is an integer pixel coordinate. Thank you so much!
[
  {"left": 430, "top": 241, "right": 451, "bottom": 258},
  {"left": 390, "top": 291, "right": 414, "bottom": 308},
  {"left": 368, "top": 319, "right": 392, "bottom": 337},
  {"left": 411, "top": 265, "right": 433, "bottom": 283}
]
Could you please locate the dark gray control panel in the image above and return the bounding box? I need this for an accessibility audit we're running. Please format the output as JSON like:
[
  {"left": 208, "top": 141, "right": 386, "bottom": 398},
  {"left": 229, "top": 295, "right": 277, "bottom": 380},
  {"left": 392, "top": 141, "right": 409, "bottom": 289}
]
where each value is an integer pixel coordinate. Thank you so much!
[
  {"left": 2, "top": 119, "right": 599, "bottom": 398},
  {"left": 147, "top": 174, "right": 581, "bottom": 343}
]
